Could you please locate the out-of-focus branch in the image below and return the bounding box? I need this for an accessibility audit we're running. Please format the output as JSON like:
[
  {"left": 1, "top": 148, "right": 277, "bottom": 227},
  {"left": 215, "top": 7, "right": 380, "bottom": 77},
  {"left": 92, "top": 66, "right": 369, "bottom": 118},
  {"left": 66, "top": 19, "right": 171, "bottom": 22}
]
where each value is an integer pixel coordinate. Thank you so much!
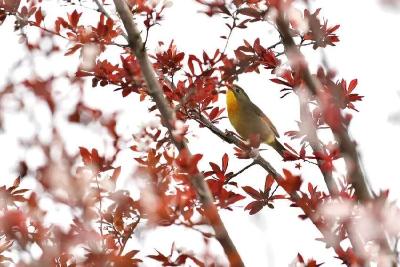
[
  {"left": 275, "top": 12, "right": 395, "bottom": 262},
  {"left": 275, "top": 15, "right": 339, "bottom": 197},
  {"left": 275, "top": 13, "right": 370, "bottom": 201},
  {"left": 112, "top": 0, "right": 244, "bottom": 266}
]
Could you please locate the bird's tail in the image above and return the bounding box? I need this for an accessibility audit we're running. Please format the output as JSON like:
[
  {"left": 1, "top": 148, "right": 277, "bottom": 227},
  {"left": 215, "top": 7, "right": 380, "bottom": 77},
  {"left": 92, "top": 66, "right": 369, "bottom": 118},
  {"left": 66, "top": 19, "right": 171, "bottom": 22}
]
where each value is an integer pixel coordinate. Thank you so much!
[{"left": 271, "top": 139, "right": 286, "bottom": 158}]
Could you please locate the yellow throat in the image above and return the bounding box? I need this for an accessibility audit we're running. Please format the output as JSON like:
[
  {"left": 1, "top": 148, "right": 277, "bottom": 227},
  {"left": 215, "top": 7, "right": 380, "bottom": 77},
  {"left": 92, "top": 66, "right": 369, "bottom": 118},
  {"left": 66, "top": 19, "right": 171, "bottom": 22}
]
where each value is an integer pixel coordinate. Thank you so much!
[
  {"left": 226, "top": 89, "right": 239, "bottom": 115},
  {"left": 226, "top": 89, "right": 241, "bottom": 127}
]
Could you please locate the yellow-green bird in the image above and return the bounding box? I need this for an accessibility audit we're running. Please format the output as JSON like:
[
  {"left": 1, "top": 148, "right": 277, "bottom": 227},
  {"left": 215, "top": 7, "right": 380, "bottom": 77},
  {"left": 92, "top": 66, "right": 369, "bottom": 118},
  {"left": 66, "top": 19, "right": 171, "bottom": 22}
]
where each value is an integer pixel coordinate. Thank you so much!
[{"left": 226, "top": 84, "right": 286, "bottom": 157}]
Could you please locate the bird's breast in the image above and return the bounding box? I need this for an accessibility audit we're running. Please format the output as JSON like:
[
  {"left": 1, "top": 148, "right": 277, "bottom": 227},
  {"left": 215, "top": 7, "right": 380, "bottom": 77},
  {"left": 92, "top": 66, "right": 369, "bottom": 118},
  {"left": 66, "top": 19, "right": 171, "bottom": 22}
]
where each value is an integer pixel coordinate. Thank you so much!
[{"left": 226, "top": 90, "right": 240, "bottom": 124}]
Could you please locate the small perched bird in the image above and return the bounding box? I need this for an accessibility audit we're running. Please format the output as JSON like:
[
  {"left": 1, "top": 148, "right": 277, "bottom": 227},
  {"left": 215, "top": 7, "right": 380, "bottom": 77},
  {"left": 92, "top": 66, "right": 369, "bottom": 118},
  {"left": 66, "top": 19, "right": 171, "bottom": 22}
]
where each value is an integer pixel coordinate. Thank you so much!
[{"left": 226, "top": 84, "right": 286, "bottom": 157}]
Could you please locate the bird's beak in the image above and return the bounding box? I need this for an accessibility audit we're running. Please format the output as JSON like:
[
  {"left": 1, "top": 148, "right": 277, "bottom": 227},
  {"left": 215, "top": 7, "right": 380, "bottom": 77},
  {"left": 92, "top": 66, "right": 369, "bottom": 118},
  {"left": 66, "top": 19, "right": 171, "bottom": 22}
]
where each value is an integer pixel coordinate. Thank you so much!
[{"left": 226, "top": 85, "right": 233, "bottom": 91}]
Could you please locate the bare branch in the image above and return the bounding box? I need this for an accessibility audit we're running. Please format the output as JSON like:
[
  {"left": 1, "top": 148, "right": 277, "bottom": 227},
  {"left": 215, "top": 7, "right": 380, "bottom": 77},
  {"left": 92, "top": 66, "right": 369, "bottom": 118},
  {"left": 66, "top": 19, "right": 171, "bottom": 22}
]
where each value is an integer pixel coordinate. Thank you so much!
[{"left": 225, "top": 162, "right": 256, "bottom": 184}]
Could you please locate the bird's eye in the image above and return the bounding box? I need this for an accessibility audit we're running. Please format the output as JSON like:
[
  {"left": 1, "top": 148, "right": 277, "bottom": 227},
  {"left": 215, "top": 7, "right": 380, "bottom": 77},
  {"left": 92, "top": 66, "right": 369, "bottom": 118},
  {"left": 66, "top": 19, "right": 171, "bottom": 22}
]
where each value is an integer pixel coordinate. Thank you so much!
[{"left": 235, "top": 88, "right": 240, "bottom": 93}]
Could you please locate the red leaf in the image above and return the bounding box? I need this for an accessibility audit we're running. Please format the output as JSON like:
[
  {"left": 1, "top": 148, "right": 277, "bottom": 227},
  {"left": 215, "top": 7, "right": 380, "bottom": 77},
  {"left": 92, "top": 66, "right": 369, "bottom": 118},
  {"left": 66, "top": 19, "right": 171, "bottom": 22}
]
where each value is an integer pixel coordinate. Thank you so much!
[
  {"left": 348, "top": 79, "right": 358, "bottom": 93},
  {"left": 221, "top": 153, "right": 229, "bottom": 173},
  {"left": 208, "top": 107, "right": 219, "bottom": 121},
  {"left": 245, "top": 201, "right": 264, "bottom": 215},
  {"left": 238, "top": 7, "right": 260, "bottom": 18},
  {"left": 280, "top": 169, "right": 302, "bottom": 194},
  {"left": 110, "top": 166, "right": 121, "bottom": 183},
  {"left": 242, "top": 186, "right": 262, "bottom": 199},
  {"left": 188, "top": 55, "right": 202, "bottom": 75},
  {"left": 68, "top": 10, "right": 82, "bottom": 28},
  {"left": 264, "top": 175, "right": 274, "bottom": 191},
  {"left": 175, "top": 149, "right": 203, "bottom": 174},
  {"left": 65, "top": 44, "right": 82, "bottom": 56},
  {"left": 270, "top": 78, "right": 292, "bottom": 87},
  {"left": 34, "top": 8, "right": 44, "bottom": 25},
  {"left": 12, "top": 177, "right": 21, "bottom": 188},
  {"left": 299, "top": 145, "right": 306, "bottom": 159},
  {"left": 79, "top": 147, "right": 91, "bottom": 165},
  {"left": 209, "top": 162, "right": 221, "bottom": 175}
]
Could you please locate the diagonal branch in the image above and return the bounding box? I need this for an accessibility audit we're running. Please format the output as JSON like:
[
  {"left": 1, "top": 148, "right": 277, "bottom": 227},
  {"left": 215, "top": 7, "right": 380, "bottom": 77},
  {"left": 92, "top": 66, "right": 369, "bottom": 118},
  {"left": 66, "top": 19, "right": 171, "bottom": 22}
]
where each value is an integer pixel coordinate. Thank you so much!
[
  {"left": 195, "top": 113, "right": 357, "bottom": 259},
  {"left": 275, "top": 12, "right": 395, "bottom": 262},
  {"left": 112, "top": 0, "right": 244, "bottom": 266}
]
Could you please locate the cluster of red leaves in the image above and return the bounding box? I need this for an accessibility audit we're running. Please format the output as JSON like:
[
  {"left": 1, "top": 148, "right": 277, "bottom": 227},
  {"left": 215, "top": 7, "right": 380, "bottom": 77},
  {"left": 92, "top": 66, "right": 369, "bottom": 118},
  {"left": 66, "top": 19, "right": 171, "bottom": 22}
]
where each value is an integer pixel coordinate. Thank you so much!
[
  {"left": 271, "top": 67, "right": 364, "bottom": 173},
  {"left": 59, "top": 12, "right": 121, "bottom": 55},
  {"left": 0, "top": 0, "right": 21, "bottom": 20},
  {"left": 296, "top": 253, "right": 323, "bottom": 267},
  {"left": 152, "top": 44, "right": 225, "bottom": 122},
  {"left": 195, "top": 0, "right": 229, "bottom": 17},
  {"left": 1, "top": 0, "right": 391, "bottom": 266},
  {"left": 282, "top": 142, "right": 340, "bottom": 172},
  {"left": 77, "top": 55, "right": 145, "bottom": 97},
  {"left": 235, "top": 38, "right": 281, "bottom": 73},
  {"left": 204, "top": 154, "right": 245, "bottom": 209},
  {"left": 131, "top": 140, "right": 199, "bottom": 226},
  {"left": 148, "top": 242, "right": 204, "bottom": 266},
  {"left": 315, "top": 68, "right": 363, "bottom": 131},
  {"left": 0, "top": 177, "right": 28, "bottom": 214},
  {"left": 152, "top": 41, "right": 185, "bottom": 77},
  {"left": 303, "top": 9, "right": 340, "bottom": 49},
  {"left": 0, "top": 147, "right": 149, "bottom": 266},
  {"left": 242, "top": 175, "right": 285, "bottom": 214}
]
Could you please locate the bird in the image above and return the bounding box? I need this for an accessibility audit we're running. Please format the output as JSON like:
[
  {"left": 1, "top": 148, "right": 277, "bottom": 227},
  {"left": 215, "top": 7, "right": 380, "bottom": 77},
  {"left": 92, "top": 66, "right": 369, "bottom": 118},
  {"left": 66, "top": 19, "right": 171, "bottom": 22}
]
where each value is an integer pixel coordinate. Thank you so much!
[{"left": 226, "top": 84, "right": 286, "bottom": 157}]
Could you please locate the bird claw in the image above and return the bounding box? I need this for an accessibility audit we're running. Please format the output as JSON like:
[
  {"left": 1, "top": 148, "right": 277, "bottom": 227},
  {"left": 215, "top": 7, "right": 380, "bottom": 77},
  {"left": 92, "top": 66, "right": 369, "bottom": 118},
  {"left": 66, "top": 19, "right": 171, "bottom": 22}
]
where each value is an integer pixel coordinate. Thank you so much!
[
  {"left": 248, "top": 148, "right": 260, "bottom": 159},
  {"left": 225, "top": 130, "right": 245, "bottom": 141}
]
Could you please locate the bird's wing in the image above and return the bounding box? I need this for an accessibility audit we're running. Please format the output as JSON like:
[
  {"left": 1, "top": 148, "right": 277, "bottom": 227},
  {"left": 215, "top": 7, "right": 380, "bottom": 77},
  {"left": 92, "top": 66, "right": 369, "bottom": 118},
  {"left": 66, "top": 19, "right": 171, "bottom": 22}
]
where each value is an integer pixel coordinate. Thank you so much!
[{"left": 250, "top": 102, "right": 280, "bottom": 138}]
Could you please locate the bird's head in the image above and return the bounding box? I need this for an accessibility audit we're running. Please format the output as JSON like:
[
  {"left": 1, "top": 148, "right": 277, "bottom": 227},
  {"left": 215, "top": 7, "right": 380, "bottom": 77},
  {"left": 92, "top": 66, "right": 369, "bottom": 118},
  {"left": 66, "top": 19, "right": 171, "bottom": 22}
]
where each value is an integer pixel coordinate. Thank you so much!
[{"left": 227, "top": 84, "right": 250, "bottom": 104}]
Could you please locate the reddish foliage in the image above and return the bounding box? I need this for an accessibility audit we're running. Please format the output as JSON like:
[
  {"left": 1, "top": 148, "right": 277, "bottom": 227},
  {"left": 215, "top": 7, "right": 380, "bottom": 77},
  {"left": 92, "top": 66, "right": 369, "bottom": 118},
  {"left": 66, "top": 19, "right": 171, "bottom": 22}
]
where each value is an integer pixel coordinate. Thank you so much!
[
  {"left": 0, "top": 0, "right": 394, "bottom": 266},
  {"left": 243, "top": 175, "right": 285, "bottom": 214}
]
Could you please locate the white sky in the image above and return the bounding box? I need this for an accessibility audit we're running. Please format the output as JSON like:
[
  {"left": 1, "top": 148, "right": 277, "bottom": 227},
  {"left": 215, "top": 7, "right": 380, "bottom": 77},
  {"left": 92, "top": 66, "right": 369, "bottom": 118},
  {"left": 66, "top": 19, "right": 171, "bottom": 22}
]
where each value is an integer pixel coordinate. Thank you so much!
[{"left": 1, "top": 0, "right": 400, "bottom": 266}]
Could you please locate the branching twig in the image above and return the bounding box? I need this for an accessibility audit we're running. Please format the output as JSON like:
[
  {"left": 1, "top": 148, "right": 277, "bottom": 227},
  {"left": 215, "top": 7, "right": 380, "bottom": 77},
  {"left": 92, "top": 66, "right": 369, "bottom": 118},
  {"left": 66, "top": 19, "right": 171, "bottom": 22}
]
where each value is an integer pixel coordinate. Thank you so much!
[{"left": 222, "top": 13, "right": 237, "bottom": 55}]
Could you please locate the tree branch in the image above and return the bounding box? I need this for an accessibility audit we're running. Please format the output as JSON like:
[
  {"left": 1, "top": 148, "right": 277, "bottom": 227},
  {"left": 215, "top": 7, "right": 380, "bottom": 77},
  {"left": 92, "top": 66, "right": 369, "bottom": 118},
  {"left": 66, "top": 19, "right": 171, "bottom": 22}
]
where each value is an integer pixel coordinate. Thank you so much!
[
  {"left": 112, "top": 1, "right": 244, "bottom": 266},
  {"left": 195, "top": 112, "right": 354, "bottom": 258},
  {"left": 275, "top": 12, "right": 395, "bottom": 262}
]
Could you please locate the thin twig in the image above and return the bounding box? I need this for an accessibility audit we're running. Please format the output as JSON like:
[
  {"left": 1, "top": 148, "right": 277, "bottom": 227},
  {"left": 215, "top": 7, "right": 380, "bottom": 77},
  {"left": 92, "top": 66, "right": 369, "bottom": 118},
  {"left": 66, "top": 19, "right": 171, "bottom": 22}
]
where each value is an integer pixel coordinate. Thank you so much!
[
  {"left": 94, "top": 175, "right": 104, "bottom": 246},
  {"left": 225, "top": 162, "right": 256, "bottom": 184},
  {"left": 267, "top": 40, "right": 282, "bottom": 50},
  {"left": 269, "top": 183, "right": 279, "bottom": 197},
  {"left": 222, "top": 14, "right": 237, "bottom": 55}
]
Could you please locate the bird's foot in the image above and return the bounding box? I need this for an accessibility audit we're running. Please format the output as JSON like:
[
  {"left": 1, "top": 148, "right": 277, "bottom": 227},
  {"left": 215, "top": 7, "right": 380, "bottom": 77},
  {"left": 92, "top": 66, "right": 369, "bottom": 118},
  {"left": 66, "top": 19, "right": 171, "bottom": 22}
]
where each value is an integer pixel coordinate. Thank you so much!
[
  {"left": 225, "top": 130, "right": 245, "bottom": 141},
  {"left": 248, "top": 147, "right": 260, "bottom": 159}
]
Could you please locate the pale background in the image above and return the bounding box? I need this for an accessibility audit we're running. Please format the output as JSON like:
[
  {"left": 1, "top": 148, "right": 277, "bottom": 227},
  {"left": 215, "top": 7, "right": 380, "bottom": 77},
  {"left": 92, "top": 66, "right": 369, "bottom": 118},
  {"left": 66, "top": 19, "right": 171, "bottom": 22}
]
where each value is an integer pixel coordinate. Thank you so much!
[{"left": 0, "top": 0, "right": 400, "bottom": 266}]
